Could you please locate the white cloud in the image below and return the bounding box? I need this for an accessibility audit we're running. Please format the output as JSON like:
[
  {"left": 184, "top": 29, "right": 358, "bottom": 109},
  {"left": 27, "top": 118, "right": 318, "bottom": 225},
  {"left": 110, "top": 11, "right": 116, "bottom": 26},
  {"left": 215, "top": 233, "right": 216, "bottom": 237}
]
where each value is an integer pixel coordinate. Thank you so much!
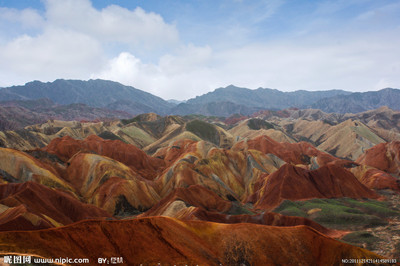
[
  {"left": 0, "top": 28, "right": 103, "bottom": 85},
  {"left": 92, "top": 46, "right": 217, "bottom": 100},
  {"left": 0, "top": 0, "right": 180, "bottom": 87},
  {"left": 0, "top": 7, "right": 45, "bottom": 29},
  {"left": 159, "top": 45, "right": 213, "bottom": 75},
  {"left": 92, "top": 29, "right": 400, "bottom": 100},
  {"left": 252, "top": 0, "right": 285, "bottom": 23},
  {"left": 44, "top": 0, "right": 179, "bottom": 48}
]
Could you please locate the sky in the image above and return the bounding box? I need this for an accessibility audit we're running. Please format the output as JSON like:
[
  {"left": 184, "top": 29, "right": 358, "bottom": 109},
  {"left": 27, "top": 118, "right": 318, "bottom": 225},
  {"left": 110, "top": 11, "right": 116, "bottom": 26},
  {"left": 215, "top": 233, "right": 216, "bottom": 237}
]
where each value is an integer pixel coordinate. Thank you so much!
[{"left": 0, "top": 0, "right": 399, "bottom": 100}]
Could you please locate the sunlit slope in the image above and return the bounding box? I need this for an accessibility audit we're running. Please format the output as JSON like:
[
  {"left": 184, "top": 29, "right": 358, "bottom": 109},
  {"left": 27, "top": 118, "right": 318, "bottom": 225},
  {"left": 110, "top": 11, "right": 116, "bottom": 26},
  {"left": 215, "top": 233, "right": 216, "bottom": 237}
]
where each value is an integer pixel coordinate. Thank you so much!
[
  {"left": 0, "top": 147, "right": 72, "bottom": 190},
  {"left": 153, "top": 139, "right": 284, "bottom": 201}
]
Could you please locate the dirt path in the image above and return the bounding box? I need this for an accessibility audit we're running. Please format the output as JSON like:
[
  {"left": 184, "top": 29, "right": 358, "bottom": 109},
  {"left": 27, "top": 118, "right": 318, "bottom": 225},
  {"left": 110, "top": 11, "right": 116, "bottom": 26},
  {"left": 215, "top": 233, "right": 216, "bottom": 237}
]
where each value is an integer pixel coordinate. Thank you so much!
[{"left": 366, "top": 193, "right": 400, "bottom": 259}]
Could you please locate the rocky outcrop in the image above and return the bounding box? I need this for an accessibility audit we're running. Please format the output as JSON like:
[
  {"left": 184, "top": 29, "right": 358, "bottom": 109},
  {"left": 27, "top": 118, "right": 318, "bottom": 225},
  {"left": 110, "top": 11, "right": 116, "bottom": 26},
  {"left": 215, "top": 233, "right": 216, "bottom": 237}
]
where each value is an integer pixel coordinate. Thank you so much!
[
  {"left": 356, "top": 141, "right": 400, "bottom": 176},
  {"left": 251, "top": 164, "right": 379, "bottom": 210}
]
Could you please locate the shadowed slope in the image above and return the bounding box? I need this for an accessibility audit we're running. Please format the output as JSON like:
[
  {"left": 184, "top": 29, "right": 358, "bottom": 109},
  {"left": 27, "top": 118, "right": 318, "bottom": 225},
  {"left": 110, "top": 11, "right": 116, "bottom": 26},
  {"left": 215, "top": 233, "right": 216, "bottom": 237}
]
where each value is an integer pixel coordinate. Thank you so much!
[
  {"left": 0, "top": 217, "right": 384, "bottom": 265},
  {"left": 0, "top": 182, "right": 110, "bottom": 231}
]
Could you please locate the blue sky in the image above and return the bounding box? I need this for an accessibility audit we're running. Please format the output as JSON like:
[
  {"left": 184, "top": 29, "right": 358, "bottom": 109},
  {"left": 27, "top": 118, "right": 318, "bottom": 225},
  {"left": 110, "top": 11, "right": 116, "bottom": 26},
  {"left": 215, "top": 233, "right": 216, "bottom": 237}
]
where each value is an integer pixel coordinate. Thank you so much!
[{"left": 0, "top": 0, "right": 399, "bottom": 100}]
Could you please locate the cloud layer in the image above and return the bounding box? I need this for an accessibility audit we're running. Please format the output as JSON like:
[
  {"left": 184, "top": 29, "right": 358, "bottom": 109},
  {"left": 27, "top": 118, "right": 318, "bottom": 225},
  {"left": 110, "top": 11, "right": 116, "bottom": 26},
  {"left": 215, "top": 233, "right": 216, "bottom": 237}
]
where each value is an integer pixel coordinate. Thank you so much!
[{"left": 0, "top": 0, "right": 399, "bottom": 100}]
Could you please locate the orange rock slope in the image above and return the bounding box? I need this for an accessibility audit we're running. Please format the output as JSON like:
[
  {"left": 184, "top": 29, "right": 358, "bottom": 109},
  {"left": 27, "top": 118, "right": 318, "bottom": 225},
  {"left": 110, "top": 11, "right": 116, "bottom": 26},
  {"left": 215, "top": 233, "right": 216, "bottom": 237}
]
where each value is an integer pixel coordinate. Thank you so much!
[
  {"left": 153, "top": 139, "right": 285, "bottom": 203},
  {"left": 356, "top": 141, "right": 400, "bottom": 175},
  {"left": 0, "top": 217, "right": 385, "bottom": 265},
  {"left": 233, "top": 135, "right": 339, "bottom": 166},
  {"left": 43, "top": 135, "right": 165, "bottom": 180},
  {"left": 65, "top": 152, "right": 160, "bottom": 215},
  {"left": 0, "top": 147, "right": 72, "bottom": 190},
  {"left": 354, "top": 141, "right": 400, "bottom": 191}
]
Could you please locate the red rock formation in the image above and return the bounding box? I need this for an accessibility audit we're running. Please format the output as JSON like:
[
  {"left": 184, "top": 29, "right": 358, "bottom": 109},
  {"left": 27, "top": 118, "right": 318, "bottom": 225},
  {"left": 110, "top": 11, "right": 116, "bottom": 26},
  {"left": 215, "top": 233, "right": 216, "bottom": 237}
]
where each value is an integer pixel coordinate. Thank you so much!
[
  {"left": 154, "top": 142, "right": 281, "bottom": 201},
  {"left": 187, "top": 208, "right": 333, "bottom": 235},
  {"left": 142, "top": 185, "right": 232, "bottom": 217},
  {"left": 356, "top": 141, "right": 400, "bottom": 176},
  {"left": 224, "top": 114, "right": 248, "bottom": 125},
  {"left": 354, "top": 167, "right": 400, "bottom": 192},
  {"left": 65, "top": 153, "right": 160, "bottom": 214},
  {"left": 152, "top": 139, "right": 201, "bottom": 166},
  {"left": 0, "top": 217, "right": 385, "bottom": 265},
  {"left": 251, "top": 164, "right": 379, "bottom": 210},
  {"left": 233, "top": 135, "right": 338, "bottom": 166},
  {"left": 43, "top": 135, "right": 164, "bottom": 180},
  {"left": 140, "top": 185, "right": 341, "bottom": 237},
  {"left": 0, "top": 205, "right": 53, "bottom": 231},
  {"left": 0, "top": 182, "right": 110, "bottom": 231}
]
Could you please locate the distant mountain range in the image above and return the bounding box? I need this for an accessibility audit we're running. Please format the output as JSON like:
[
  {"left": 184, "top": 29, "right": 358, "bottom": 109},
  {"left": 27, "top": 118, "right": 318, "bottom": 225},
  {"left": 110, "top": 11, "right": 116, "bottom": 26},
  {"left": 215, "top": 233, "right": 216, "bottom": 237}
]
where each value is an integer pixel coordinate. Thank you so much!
[
  {"left": 310, "top": 88, "right": 400, "bottom": 113},
  {"left": 0, "top": 79, "right": 399, "bottom": 117},
  {"left": 0, "top": 98, "right": 130, "bottom": 131},
  {"left": 0, "top": 79, "right": 173, "bottom": 115},
  {"left": 185, "top": 85, "right": 351, "bottom": 108}
]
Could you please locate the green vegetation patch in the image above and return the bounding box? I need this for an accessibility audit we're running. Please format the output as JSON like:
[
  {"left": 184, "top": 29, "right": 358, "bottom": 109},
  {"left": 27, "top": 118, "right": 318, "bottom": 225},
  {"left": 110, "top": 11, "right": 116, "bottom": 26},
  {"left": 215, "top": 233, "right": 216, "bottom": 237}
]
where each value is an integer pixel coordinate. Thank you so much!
[
  {"left": 184, "top": 114, "right": 225, "bottom": 121},
  {"left": 226, "top": 202, "right": 255, "bottom": 215},
  {"left": 272, "top": 198, "right": 399, "bottom": 230},
  {"left": 273, "top": 200, "right": 307, "bottom": 217},
  {"left": 247, "top": 118, "right": 274, "bottom": 130},
  {"left": 186, "top": 120, "right": 219, "bottom": 145},
  {"left": 120, "top": 116, "right": 141, "bottom": 125},
  {"left": 351, "top": 123, "right": 384, "bottom": 144},
  {"left": 344, "top": 198, "right": 400, "bottom": 218},
  {"left": 97, "top": 131, "right": 125, "bottom": 142},
  {"left": 120, "top": 126, "right": 154, "bottom": 144},
  {"left": 184, "top": 114, "right": 208, "bottom": 120}
]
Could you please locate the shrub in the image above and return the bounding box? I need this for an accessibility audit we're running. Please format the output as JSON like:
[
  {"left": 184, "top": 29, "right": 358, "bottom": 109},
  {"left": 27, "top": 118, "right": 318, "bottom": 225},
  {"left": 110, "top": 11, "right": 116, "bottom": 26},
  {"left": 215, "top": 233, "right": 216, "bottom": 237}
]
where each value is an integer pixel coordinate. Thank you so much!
[
  {"left": 341, "top": 231, "right": 380, "bottom": 249},
  {"left": 186, "top": 120, "right": 219, "bottom": 145},
  {"left": 247, "top": 119, "right": 274, "bottom": 130}
]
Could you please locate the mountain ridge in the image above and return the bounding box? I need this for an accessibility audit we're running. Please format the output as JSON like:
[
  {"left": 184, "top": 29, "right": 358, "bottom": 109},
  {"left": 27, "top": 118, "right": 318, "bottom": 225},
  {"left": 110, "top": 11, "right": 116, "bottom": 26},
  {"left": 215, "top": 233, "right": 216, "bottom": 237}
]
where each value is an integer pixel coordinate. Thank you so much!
[
  {"left": 186, "top": 85, "right": 352, "bottom": 109},
  {"left": 0, "top": 79, "right": 174, "bottom": 115},
  {"left": 311, "top": 88, "right": 400, "bottom": 113},
  {"left": 1, "top": 79, "right": 399, "bottom": 117}
]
